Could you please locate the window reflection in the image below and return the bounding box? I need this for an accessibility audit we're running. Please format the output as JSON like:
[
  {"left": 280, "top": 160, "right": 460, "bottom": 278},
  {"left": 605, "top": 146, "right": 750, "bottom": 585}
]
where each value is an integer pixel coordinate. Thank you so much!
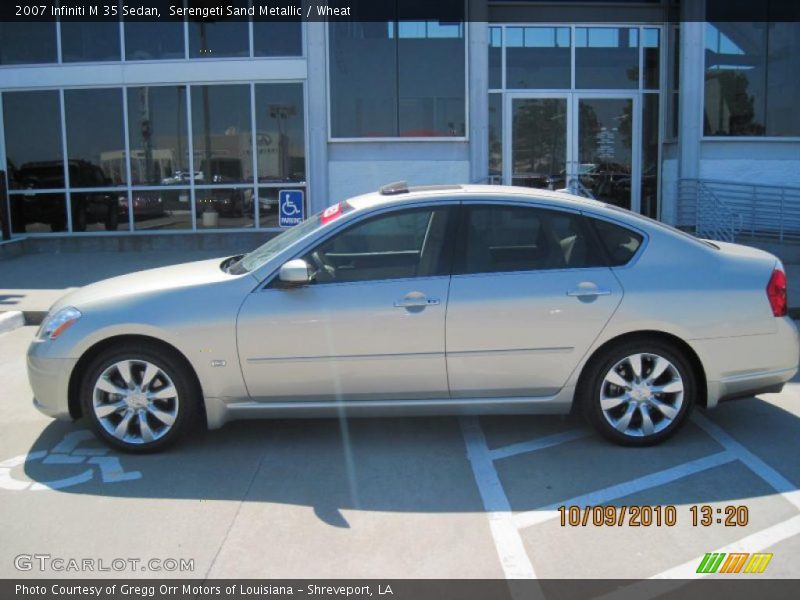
[
  {"left": 0, "top": 22, "right": 57, "bottom": 65},
  {"left": 131, "top": 190, "right": 191, "bottom": 231},
  {"left": 489, "top": 94, "right": 502, "bottom": 180},
  {"left": 489, "top": 27, "right": 502, "bottom": 89},
  {"left": 189, "top": 7, "right": 249, "bottom": 59},
  {"left": 253, "top": 22, "right": 302, "bottom": 56},
  {"left": 60, "top": 21, "right": 121, "bottom": 62},
  {"left": 506, "top": 27, "right": 570, "bottom": 89},
  {"left": 704, "top": 20, "right": 800, "bottom": 136},
  {"left": 125, "top": 21, "right": 185, "bottom": 60},
  {"left": 330, "top": 19, "right": 465, "bottom": 137},
  {"left": 575, "top": 27, "right": 639, "bottom": 89},
  {"left": 643, "top": 28, "right": 660, "bottom": 90},
  {"left": 71, "top": 192, "right": 128, "bottom": 232},
  {"left": 255, "top": 84, "right": 306, "bottom": 183},
  {"left": 64, "top": 89, "right": 127, "bottom": 186},
  {"left": 3, "top": 91, "right": 64, "bottom": 190},
  {"left": 191, "top": 85, "right": 252, "bottom": 184},
  {"left": 127, "top": 86, "right": 189, "bottom": 185},
  {"left": 196, "top": 188, "right": 254, "bottom": 229},
  {"left": 10, "top": 193, "right": 67, "bottom": 233}
]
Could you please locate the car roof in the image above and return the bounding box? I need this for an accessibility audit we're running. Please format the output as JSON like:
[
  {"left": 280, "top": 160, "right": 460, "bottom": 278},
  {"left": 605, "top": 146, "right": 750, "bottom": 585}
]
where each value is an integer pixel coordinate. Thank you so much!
[{"left": 345, "top": 183, "right": 613, "bottom": 214}]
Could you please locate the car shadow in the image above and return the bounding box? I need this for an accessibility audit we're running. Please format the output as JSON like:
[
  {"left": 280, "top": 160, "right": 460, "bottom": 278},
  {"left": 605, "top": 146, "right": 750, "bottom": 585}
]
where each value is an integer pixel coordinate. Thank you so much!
[{"left": 18, "top": 394, "right": 800, "bottom": 528}]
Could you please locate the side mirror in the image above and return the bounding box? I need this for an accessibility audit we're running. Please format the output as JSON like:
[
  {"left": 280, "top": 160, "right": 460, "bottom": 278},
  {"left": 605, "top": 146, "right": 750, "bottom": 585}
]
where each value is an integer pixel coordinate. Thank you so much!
[{"left": 278, "top": 259, "right": 311, "bottom": 285}]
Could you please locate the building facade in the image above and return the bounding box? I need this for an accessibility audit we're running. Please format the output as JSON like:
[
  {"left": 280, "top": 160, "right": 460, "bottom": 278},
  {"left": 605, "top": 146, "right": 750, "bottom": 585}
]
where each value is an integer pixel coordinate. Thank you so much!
[{"left": 1, "top": 1, "right": 798, "bottom": 245}]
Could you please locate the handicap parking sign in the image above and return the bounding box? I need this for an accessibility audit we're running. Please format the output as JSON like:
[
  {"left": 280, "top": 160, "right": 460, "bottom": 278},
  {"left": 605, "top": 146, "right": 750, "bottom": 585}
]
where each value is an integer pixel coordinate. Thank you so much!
[{"left": 278, "top": 190, "right": 305, "bottom": 227}]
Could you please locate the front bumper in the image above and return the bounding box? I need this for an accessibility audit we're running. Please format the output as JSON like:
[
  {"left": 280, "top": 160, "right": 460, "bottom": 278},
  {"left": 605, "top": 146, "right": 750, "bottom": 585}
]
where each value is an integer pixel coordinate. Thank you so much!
[{"left": 27, "top": 349, "right": 78, "bottom": 421}]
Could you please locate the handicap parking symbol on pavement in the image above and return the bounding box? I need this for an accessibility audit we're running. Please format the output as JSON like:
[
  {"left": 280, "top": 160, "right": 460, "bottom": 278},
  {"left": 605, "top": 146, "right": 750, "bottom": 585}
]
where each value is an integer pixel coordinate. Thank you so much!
[
  {"left": 0, "top": 431, "right": 141, "bottom": 492},
  {"left": 279, "top": 190, "right": 305, "bottom": 227}
]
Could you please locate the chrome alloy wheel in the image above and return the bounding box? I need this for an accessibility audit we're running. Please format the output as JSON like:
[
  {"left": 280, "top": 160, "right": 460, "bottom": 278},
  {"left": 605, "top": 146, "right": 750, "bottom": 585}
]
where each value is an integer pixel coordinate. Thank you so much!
[
  {"left": 92, "top": 360, "right": 179, "bottom": 445},
  {"left": 599, "top": 353, "right": 684, "bottom": 438}
]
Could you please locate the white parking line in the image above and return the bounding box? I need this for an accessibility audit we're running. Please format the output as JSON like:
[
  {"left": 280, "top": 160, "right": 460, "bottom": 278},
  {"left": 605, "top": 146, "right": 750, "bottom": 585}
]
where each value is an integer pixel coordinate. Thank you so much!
[
  {"left": 488, "top": 428, "right": 591, "bottom": 461},
  {"left": 460, "top": 416, "right": 538, "bottom": 580},
  {"left": 513, "top": 451, "right": 737, "bottom": 529},
  {"left": 692, "top": 412, "right": 800, "bottom": 511}
]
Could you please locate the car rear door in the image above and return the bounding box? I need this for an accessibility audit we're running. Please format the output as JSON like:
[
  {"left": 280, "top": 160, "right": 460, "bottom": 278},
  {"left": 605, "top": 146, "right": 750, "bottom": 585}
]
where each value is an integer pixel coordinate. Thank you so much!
[
  {"left": 237, "top": 203, "right": 457, "bottom": 401},
  {"left": 445, "top": 201, "right": 623, "bottom": 399}
]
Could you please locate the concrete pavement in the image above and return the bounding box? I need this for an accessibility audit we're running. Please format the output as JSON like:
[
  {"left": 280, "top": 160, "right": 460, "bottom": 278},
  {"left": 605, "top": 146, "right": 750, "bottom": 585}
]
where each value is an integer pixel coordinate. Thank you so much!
[{"left": 1, "top": 325, "right": 799, "bottom": 579}]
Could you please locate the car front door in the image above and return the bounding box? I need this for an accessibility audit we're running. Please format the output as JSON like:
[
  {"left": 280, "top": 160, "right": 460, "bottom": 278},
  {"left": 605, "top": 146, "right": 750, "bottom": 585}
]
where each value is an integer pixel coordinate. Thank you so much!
[
  {"left": 237, "top": 204, "right": 456, "bottom": 401},
  {"left": 445, "top": 202, "right": 624, "bottom": 399}
]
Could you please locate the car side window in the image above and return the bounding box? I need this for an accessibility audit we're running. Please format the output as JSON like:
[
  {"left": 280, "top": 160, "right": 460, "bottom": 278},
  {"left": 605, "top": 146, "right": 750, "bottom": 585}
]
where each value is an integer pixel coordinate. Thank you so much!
[
  {"left": 589, "top": 218, "right": 644, "bottom": 266},
  {"left": 458, "top": 205, "right": 605, "bottom": 275},
  {"left": 301, "top": 207, "right": 452, "bottom": 284}
]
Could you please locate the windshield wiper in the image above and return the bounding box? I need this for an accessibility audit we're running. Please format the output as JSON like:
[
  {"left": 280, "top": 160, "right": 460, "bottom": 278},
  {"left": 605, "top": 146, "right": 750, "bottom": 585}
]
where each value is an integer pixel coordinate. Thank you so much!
[{"left": 220, "top": 254, "right": 245, "bottom": 274}]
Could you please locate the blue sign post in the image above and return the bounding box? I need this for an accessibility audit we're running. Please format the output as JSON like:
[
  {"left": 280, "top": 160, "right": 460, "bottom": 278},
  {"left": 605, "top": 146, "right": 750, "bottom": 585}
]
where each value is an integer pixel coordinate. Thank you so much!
[{"left": 278, "top": 190, "right": 305, "bottom": 227}]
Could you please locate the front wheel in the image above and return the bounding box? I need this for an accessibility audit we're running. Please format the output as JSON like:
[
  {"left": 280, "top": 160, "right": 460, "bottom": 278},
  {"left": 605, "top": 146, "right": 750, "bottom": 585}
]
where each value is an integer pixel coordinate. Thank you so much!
[
  {"left": 581, "top": 341, "right": 695, "bottom": 446},
  {"left": 80, "top": 344, "right": 198, "bottom": 453}
]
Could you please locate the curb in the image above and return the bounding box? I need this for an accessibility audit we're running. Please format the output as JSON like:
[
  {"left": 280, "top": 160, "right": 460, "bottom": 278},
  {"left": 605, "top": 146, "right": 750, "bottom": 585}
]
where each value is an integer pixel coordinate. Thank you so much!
[{"left": 0, "top": 311, "right": 25, "bottom": 335}]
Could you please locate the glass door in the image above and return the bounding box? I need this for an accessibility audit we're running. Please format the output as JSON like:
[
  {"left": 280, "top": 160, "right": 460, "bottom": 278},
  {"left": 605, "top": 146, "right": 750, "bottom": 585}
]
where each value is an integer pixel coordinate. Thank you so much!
[
  {"left": 573, "top": 94, "right": 639, "bottom": 211},
  {"left": 505, "top": 93, "right": 641, "bottom": 212}
]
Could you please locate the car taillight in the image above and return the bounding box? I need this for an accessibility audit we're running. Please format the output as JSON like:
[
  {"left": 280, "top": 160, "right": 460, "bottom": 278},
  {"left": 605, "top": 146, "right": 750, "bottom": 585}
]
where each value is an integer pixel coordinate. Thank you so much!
[{"left": 767, "top": 269, "right": 788, "bottom": 317}]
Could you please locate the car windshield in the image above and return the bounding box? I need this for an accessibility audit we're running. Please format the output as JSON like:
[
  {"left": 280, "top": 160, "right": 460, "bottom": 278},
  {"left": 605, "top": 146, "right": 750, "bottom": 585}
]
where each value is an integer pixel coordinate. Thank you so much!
[{"left": 229, "top": 200, "right": 357, "bottom": 274}]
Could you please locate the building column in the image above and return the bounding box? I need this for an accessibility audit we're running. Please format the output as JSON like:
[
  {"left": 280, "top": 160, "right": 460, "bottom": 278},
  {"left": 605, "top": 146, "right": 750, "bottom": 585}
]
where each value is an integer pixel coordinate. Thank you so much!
[
  {"left": 468, "top": 2, "right": 489, "bottom": 184},
  {"left": 677, "top": 5, "right": 705, "bottom": 184},
  {"left": 305, "top": 20, "right": 329, "bottom": 214}
]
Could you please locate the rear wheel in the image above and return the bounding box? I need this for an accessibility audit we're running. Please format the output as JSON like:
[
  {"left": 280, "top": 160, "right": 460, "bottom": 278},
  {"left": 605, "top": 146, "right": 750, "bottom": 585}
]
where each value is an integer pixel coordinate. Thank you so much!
[
  {"left": 581, "top": 341, "right": 695, "bottom": 446},
  {"left": 80, "top": 343, "right": 198, "bottom": 453}
]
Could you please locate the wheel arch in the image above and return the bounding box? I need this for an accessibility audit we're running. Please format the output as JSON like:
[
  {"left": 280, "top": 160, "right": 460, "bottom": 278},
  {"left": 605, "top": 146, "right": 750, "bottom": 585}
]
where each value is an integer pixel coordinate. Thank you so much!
[
  {"left": 68, "top": 334, "right": 206, "bottom": 424},
  {"left": 576, "top": 330, "right": 709, "bottom": 408}
]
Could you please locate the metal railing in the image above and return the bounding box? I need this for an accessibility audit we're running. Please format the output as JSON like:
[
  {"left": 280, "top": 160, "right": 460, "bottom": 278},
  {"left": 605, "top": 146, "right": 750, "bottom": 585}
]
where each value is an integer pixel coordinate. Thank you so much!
[{"left": 678, "top": 178, "right": 800, "bottom": 244}]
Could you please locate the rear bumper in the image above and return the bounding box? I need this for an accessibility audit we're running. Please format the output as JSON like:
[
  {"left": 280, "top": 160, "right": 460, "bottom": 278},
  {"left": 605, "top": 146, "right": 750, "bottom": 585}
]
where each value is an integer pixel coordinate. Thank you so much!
[{"left": 696, "top": 317, "right": 799, "bottom": 408}]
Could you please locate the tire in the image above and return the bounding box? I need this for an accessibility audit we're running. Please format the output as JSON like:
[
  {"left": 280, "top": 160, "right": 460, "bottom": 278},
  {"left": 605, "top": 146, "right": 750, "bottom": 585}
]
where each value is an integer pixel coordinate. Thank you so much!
[
  {"left": 80, "top": 342, "right": 199, "bottom": 453},
  {"left": 580, "top": 340, "right": 695, "bottom": 447}
]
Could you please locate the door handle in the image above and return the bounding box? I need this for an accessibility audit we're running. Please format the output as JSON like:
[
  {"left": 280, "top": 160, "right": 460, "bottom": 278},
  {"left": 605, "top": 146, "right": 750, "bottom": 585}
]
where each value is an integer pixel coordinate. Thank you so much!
[
  {"left": 566, "top": 284, "right": 612, "bottom": 297},
  {"left": 394, "top": 293, "right": 440, "bottom": 309}
]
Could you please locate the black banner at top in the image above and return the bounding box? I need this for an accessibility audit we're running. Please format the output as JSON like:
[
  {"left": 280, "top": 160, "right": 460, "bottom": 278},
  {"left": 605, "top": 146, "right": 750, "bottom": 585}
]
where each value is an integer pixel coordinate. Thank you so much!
[{"left": 1, "top": 0, "right": 800, "bottom": 23}]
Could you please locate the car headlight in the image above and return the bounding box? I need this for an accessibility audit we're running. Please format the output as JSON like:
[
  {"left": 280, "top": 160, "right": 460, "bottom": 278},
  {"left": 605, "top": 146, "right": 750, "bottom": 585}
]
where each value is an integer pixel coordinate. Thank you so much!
[{"left": 38, "top": 306, "right": 82, "bottom": 340}]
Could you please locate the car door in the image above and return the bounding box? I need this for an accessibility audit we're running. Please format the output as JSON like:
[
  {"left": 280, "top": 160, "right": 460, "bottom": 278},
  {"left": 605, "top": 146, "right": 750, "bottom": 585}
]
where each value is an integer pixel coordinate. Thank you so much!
[
  {"left": 237, "top": 204, "right": 457, "bottom": 401},
  {"left": 445, "top": 201, "right": 624, "bottom": 399}
]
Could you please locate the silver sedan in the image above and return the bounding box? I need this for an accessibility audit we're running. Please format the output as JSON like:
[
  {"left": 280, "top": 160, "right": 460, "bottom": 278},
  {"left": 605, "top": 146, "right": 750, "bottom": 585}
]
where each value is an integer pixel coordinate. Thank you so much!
[{"left": 27, "top": 184, "right": 799, "bottom": 452}]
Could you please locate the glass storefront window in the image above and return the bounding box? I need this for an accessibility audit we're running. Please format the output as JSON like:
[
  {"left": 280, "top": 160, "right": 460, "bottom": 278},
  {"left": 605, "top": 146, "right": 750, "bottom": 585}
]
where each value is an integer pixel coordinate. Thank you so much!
[
  {"left": 258, "top": 187, "right": 305, "bottom": 229},
  {"left": 64, "top": 88, "right": 127, "bottom": 187},
  {"left": 196, "top": 187, "right": 255, "bottom": 229},
  {"left": 253, "top": 22, "right": 302, "bottom": 57},
  {"left": 189, "top": 14, "right": 249, "bottom": 59},
  {"left": 641, "top": 94, "right": 660, "bottom": 219},
  {"left": 3, "top": 91, "right": 64, "bottom": 190},
  {"left": 60, "top": 21, "right": 121, "bottom": 62},
  {"left": 255, "top": 84, "right": 306, "bottom": 183},
  {"left": 506, "top": 27, "right": 571, "bottom": 89},
  {"left": 704, "top": 20, "right": 800, "bottom": 136},
  {"left": 191, "top": 85, "right": 253, "bottom": 184},
  {"left": 329, "top": 20, "right": 465, "bottom": 137},
  {"left": 489, "top": 27, "right": 502, "bottom": 90},
  {"left": 71, "top": 192, "right": 129, "bottom": 232},
  {"left": 489, "top": 94, "right": 502, "bottom": 181},
  {"left": 125, "top": 21, "right": 186, "bottom": 60},
  {"left": 127, "top": 86, "right": 189, "bottom": 186},
  {"left": 643, "top": 28, "right": 660, "bottom": 90},
  {"left": 10, "top": 193, "right": 67, "bottom": 233},
  {"left": 0, "top": 22, "right": 57, "bottom": 65},
  {"left": 575, "top": 27, "right": 639, "bottom": 89},
  {"left": 131, "top": 189, "right": 192, "bottom": 231}
]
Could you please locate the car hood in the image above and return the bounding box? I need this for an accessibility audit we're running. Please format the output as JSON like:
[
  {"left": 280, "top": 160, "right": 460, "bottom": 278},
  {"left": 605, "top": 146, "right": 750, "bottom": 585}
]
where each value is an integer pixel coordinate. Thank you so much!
[{"left": 51, "top": 257, "right": 248, "bottom": 312}]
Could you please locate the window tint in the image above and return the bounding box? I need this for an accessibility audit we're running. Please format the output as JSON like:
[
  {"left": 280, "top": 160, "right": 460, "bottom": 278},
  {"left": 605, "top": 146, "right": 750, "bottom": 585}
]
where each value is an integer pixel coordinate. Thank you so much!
[
  {"left": 460, "top": 205, "right": 604, "bottom": 274},
  {"left": 302, "top": 208, "right": 451, "bottom": 284},
  {"left": 590, "top": 218, "right": 643, "bottom": 266}
]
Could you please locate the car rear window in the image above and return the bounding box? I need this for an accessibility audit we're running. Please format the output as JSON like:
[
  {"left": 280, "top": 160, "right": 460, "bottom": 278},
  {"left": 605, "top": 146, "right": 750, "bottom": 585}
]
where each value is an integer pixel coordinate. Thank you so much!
[{"left": 589, "top": 218, "right": 643, "bottom": 266}]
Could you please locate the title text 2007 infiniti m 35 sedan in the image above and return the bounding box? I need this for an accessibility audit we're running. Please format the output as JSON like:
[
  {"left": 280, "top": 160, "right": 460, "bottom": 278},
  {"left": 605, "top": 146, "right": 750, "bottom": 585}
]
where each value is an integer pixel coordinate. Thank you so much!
[{"left": 28, "top": 183, "right": 799, "bottom": 452}]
